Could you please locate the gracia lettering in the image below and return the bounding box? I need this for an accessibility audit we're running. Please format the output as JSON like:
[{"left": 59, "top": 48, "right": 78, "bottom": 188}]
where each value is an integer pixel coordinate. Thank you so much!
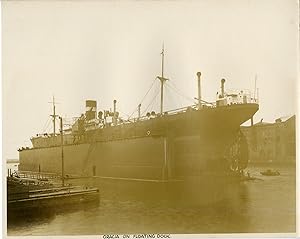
[{"left": 103, "top": 235, "right": 120, "bottom": 239}]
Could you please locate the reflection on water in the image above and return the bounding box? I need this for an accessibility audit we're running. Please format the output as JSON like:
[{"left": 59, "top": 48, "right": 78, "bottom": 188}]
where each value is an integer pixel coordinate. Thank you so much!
[{"left": 7, "top": 165, "right": 295, "bottom": 235}]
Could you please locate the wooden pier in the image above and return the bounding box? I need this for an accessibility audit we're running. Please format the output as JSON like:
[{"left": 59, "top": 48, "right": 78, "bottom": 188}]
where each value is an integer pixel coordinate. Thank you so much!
[
  {"left": 17, "top": 170, "right": 61, "bottom": 180},
  {"left": 7, "top": 175, "right": 100, "bottom": 214}
]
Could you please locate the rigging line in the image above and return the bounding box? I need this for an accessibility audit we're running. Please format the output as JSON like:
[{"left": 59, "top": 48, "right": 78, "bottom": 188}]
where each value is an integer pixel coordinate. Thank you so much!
[
  {"left": 167, "top": 81, "right": 195, "bottom": 102},
  {"left": 171, "top": 85, "right": 185, "bottom": 109},
  {"left": 149, "top": 89, "right": 160, "bottom": 113},
  {"left": 166, "top": 81, "right": 185, "bottom": 97},
  {"left": 142, "top": 91, "right": 159, "bottom": 115},
  {"left": 150, "top": 93, "right": 159, "bottom": 113},
  {"left": 141, "top": 87, "right": 161, "bottom": 115},
  {"left": 148, "top": 84, "right": 159, "bottom": 113},
  {"left": 41, "top": 118, "right": 49, "bottom": 132},
  {"left": 44, "top": 118, "right": 52, "bottom": 134},
  {"left": 128, "top": 77, "right": 157, "bottom": 119},
  {"left": 139, "top": 78, "right": 157, "bottom": 105},
  {"left": 174, "top": 86, "right": 194, "bottom": 103},
  {"left": 127, "top": 106, "right": 138, "bottom": 120},
  {"left": 168, "top": 81, "right": 195, "bottom": 102},
  {"left": 165, "top": 84, "right": 179, "bottom": 110},
  {"left": 165, "top": 83, "right": 182, "bottom": 106},
  {"left": 118, "top": 108, "right": 131, "bottom": 119},
  {"left": 166, "top": 82, "right": 195, "bottom": 103},
  {"left": 116, "top": 103, "right": 130, "bottom": 118},
  {"left": 42, "top": 117, "right": 51, "bottom": 133}
]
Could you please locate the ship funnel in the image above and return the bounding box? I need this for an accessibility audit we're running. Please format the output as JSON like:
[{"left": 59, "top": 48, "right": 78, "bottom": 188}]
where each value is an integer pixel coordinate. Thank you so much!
[
  {"left": 221, "top": 78, "right": 226, "bottom": 97},
  {"left": 113, "top": 100, "right": 117, "bottom": 114},
  {"left": 85, "top": 100, "right": 97, "bottom": 121},
  {"left": 113, "top": 100, "right": 117, "bottom": 125},
  {"left": 197, "top": 72, "right": 202, "bottom": 109}
]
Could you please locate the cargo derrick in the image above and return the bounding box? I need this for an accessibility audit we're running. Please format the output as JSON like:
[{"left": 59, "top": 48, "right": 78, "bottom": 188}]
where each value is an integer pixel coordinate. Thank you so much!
[
  {"left": 19, "top": 49, "right": 259, "bottom": 183},
  {"left": 19, "top": 79, "right": 258, "bottom": 181}
]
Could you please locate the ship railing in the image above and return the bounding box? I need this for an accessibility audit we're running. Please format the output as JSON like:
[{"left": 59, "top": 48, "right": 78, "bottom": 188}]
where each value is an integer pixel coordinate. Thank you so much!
[
  {"left": 121, "top": 105, "right": 194, "bottom": 123},
  {"left": 160, "top": 102, "right": 217, "bottom": 115},
  {"left": 124, "top": 103, "right": 212, "bottom": 124},
  {"left": 122, "top": 102, "right": 223, "bottom": 124},
  {"left": 18, "top": 170, "right": 61, "bottom": 180},
  {"left": 164, "top": 104, "right": 198, "bottom": 115},
  {"left": 225, "top": 88, "right": 259, "bottom": 104}
]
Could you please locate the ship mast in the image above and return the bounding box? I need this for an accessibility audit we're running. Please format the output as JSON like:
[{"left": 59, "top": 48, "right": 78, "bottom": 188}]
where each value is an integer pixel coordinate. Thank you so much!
[
  {"left": 157, "top": 44, "right": 169, "bottom": 115},
  {"left": 59, "top": 116, "right": 65, "bottom": 187},
  {"left": 49, "top": 96, "right": 59, "bottom": 135}
]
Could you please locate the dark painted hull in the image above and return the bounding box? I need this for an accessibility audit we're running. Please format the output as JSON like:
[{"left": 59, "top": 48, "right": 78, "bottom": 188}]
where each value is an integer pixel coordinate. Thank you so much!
[{"left": 19, "top": 104, "right": 259, "bottom": 182}]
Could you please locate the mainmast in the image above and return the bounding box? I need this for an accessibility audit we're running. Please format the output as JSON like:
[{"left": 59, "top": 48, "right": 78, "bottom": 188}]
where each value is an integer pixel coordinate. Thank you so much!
[
  {"left": 157, "top": 44, "right": 169, "bottom": 115},
  {"left": 49, "top": 96, "right": 58, "bottom": 135},
  {"left": 59, "top": 116, "right": 65, "bottom": 187}
]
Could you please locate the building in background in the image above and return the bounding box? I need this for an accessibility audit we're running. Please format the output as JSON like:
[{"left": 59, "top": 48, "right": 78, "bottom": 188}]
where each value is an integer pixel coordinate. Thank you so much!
[{"left": 241, "top": 115, "right": 296, "bottom": 164}]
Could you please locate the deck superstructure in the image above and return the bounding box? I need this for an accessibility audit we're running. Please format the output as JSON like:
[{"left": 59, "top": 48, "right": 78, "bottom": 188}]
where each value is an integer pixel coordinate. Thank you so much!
[{"left": 18, "top": 49, "right": 259, "bottom": 185}]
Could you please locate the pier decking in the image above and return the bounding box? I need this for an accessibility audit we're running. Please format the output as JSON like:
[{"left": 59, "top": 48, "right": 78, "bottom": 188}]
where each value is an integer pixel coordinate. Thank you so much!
[{"left": 7, "top": 174, "right": 100, "bottom": 214}]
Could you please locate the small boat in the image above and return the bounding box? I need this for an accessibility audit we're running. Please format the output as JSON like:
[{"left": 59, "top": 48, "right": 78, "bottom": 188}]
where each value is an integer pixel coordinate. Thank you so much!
[
  {"left": 241, "top": 175, "right": 257, "bottom": 181},
  {"left": 240, "top": 172, "right": 263, "bottom": 181},
  {"left": 260, "top": 169, "right": 280, "bottom": 176},
  {"left": 7, "top": 175, "right": 100, "bottom": 215}
]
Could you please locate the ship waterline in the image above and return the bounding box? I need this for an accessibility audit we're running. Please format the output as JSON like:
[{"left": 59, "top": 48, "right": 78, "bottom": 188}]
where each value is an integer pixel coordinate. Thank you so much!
[
  {"left": 18, "top": 51, "right": 259, "bottom": 187},
  {"left": 19, "top": 103, "right": 259, "bottom": 181}
]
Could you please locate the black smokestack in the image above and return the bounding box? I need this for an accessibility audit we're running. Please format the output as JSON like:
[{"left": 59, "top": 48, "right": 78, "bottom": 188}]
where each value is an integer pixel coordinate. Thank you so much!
[{"left": 221, "top": 78, "right": 226, "bottom": 97}]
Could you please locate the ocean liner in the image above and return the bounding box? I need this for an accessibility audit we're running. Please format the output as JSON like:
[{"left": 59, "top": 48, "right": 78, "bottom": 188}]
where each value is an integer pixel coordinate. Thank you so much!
[{"left": 18, "top": 49, "right": 259, "bottom": 187}]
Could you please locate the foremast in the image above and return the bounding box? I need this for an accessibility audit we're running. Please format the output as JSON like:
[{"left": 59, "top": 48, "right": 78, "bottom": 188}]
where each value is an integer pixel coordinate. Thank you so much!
[
  {"left": 157, "top": 44, "right": 169, "bottom": 115},
  {"left": 49, "top": 96, "right": 59, "bottom": 135}
]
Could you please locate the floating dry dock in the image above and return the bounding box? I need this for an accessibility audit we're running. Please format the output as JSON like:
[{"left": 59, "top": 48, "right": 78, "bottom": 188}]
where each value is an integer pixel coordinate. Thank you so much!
[
  {"left": 19, "top": 49, "right": 259, "bottom": 186},
  {"left": 7, "top": 176, "right": 100, "bottom": 213}
]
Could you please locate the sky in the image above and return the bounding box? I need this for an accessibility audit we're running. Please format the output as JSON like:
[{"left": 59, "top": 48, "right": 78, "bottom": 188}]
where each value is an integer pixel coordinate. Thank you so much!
[{"left": 2, "top": 0, "right": 298, "bottom": 159}]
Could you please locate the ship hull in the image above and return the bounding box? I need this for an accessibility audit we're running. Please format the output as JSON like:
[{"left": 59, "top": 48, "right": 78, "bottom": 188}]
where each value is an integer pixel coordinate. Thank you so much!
[
  {"left": 18, "top": 104, "right": 258, "bottom": 205},
  {"left": 19, "top": 104, "right": 258, "bottom": 181}
]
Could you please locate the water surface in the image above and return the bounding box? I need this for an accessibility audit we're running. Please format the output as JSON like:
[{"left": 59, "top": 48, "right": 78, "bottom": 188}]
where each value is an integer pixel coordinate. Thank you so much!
[{"left": 7, "top": 165, "right": 295, "bottom": 235}]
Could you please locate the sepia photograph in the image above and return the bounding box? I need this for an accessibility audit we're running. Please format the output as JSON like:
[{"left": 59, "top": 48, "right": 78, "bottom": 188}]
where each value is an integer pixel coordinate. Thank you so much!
[{"left": 2, "top": 0, "right": 297, "bottom": 237}]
